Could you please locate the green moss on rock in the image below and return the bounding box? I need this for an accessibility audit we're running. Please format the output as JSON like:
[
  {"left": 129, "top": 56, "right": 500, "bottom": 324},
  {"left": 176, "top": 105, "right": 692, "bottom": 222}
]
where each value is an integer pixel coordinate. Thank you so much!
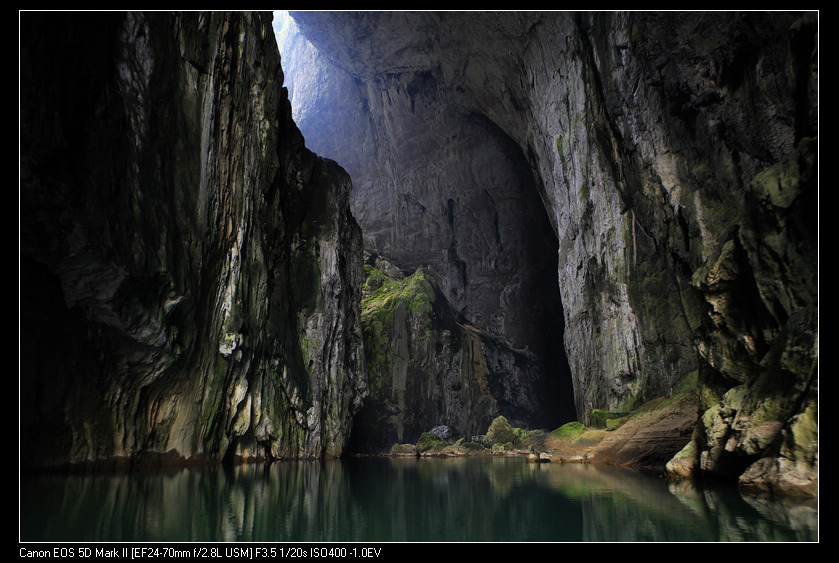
[
  {"left": 491, "top": 442, "right": 515, "bottom": 453},
  {"left": 589, "top": 409, "right": 626, "bottom": 429},
  {"left": 362, "top": 267, "right": 434, "bottom": 319},
  {"left": 605, "top": 417, "right": 626, "bottom": 431},
  {"left": 416, "top": 431, "right": 448, "bottom": 454},
  {"left": 486, "top": 415, "right": 517, "bottom": 446},
  {"left": 552, "top": 421, "right": 586, "bottom": 440},
  {"left": 360, "top": 267, "right": 437, "bottom": 382}
]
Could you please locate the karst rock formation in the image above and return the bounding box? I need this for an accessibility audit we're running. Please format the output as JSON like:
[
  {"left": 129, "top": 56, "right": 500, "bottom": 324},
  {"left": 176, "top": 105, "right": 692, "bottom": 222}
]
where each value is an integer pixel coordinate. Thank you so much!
[
  {"left": 21, "top": 12, "right": 367, "bottom": 465},
  {"left": 20, "top": 11, "right": 817, "bottom": 496}
]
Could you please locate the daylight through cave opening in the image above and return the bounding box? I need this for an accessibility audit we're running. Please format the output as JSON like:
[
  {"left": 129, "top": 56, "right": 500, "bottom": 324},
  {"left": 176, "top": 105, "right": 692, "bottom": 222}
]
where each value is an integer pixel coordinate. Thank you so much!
[{"left": 274, "top": 12, "right": 577, "bottom": 452}]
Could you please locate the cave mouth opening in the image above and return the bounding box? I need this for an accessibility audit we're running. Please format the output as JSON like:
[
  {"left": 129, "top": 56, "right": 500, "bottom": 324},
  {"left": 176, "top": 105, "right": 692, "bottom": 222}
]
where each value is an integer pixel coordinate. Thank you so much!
[{"left": 273, "top": 12, "right": 577, "bottom": 449}]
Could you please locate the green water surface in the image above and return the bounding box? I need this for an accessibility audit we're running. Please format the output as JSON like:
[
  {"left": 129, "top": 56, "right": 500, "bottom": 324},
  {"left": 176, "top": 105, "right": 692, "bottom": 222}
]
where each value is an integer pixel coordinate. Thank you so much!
[{"left": 20, "top": 456, "right": 818, "bottom": 542}]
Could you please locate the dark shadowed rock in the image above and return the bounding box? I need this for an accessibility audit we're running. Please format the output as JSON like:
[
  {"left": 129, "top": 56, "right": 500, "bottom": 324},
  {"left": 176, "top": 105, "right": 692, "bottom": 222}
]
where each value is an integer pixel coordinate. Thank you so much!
[{"left": 20, "top": 11, "right": 366, "bottom": 467}]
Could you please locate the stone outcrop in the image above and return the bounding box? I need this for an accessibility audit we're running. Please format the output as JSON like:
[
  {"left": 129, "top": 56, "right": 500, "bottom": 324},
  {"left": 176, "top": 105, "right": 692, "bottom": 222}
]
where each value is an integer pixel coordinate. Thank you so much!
[
  {"left": 351, "top": 258, "right": 568, "bottom": 453},
  {"left": 20, "top": 11, "right": 366, "bottom": 467},
  {"left": 279, "top": 11, "right": 817, "bottom": 494}
]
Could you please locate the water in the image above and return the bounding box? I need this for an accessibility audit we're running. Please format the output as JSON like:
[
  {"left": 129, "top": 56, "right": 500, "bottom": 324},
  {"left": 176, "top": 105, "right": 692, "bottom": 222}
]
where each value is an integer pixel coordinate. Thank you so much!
[{"left": 20, "top": 456, "right": 817, "bottom": 542}]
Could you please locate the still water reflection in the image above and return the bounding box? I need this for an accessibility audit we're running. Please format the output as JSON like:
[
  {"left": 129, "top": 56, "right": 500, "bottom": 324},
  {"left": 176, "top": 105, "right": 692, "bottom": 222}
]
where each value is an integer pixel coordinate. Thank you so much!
[{"left": 20, "top": 457, "right": 817, "bottom": 542}]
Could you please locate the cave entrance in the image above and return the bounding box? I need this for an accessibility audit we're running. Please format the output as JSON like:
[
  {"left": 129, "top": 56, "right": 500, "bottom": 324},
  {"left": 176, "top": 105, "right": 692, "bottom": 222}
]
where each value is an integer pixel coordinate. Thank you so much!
[{"left": 274, "top": 12, "right": 577, "bottom": 452}]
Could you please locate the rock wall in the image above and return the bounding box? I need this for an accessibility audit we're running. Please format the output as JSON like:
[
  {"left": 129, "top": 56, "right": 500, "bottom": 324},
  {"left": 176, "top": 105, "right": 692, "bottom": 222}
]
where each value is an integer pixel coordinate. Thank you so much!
[
  {"left": 352, "top": 258, "right": 570, "bottom": 453},
  {"left": 20, "top": 11, "right": 367, "bottom": 467},
  {"left": 280, "top": 11, "right": 578, "bottom": 439},
  {"left": 18, "top": 10, "right": 817, "bottom": 495},
  {"left": 281, "top": 11, "right": 817, "bottom": 493}
]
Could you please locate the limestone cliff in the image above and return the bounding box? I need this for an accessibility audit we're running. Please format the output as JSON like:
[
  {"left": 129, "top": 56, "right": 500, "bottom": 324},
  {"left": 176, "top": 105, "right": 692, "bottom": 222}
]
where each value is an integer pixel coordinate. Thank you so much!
[
  {"left": 20, "top": 11, "right": 366, "bottom": 467},
  {"left": 279, "top": 11, "right": 578, "bottom": 439},
  {"left": 281, "top": 11, "right": 817, "bottom": 493},
  {"left": 352, "top": 257, "right": 570, "bottom": 453},
  {"left": 19, "top": 10, "right": 818, "bottom": 497}
]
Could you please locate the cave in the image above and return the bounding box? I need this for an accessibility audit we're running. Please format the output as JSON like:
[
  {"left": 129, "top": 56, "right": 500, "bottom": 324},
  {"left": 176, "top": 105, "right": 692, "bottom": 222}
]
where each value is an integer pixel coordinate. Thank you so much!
[
  {"left": 19, "top": 11, "right": 817, "bottom": 499},
  {"left": 275, "top": 13, "right": 578, "bottom": 451}
]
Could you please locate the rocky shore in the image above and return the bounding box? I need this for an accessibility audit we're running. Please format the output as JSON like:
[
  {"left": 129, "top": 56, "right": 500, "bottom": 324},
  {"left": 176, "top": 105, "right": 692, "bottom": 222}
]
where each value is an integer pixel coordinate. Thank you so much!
[
  {"left": 383, "top": 384, "right": 816, "bottom": 498},
  {"left": 386, "top": 389, "right": 697, "bottom": 470}
]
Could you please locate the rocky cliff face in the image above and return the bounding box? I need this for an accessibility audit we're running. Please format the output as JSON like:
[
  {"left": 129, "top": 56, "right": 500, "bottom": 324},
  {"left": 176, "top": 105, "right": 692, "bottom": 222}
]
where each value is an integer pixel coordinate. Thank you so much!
[
  {"left": 280, "top": 11, "right": 817, "bottom": 493},
  {"left": 279, "top": 11, "right": 578, "bottom": 440},
  {"left": 350, "top": 257, "right": 570, "bottom": 453},
  {"left": 20, "top": 11, "right": 366, "bottom": 467},
  {"left": 19, "top": 10, "right": 817, "bottom": 497}
]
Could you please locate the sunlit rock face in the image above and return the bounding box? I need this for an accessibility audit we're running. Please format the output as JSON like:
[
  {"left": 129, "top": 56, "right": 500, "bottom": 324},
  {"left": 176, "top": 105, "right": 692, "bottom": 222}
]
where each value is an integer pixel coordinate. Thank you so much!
[
  {"left": 281, "top": 11, "right": 817, "bottom": 492},
  {"left": 20, "top": 11, "right": 367, "bottom": 467}
]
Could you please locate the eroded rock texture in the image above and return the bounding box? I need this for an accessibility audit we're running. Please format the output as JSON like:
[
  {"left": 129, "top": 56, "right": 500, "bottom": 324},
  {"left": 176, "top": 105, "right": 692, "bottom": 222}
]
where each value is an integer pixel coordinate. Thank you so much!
[
  {"left": 20, "top": 11, "right": 366, "bottom": 467},
  {"left": 350, "top": 257, "right": 568, "bottom": 453},
  {"left": 280, "top": 11, "right": 578, "bottom": 443},
  {"left": 280, "top": 11, "right": 817, "bottom": 492}
]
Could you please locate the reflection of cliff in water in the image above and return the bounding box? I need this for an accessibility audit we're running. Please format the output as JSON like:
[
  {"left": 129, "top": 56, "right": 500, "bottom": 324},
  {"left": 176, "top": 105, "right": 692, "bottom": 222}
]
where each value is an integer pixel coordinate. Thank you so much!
[
  {"left": 529, "top": 462, "right": 818, "bottom": 542},
  {"left": 21, "top": 458, "right": 817, "bottom": 542}
]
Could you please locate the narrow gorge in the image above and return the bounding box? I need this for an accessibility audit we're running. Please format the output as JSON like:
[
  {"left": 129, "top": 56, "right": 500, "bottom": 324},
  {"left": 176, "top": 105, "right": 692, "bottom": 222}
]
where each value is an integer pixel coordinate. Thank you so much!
[{"left": 20, "top": 11, "right": 817, "bottom": 498}]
